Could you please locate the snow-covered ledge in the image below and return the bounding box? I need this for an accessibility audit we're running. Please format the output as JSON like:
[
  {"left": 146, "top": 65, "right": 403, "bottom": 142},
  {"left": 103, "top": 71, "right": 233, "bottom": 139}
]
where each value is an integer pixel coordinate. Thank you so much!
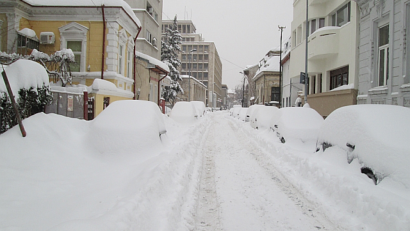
[{"left": 88, "top": 79, "right": 134, "bottom": 98}]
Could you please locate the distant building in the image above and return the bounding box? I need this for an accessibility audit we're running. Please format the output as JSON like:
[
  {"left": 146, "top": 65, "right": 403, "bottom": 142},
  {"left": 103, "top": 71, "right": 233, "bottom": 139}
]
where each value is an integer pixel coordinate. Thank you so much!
[
  {"left": 221, "top": 84, "right": 228, "bottom": 109},
  {"left": 253, "top": 49, "right": 281, "bottom": 105},
  {"left": 162, "top": 20, "right": 223, "bottom": 107},
  {"left": 356, "top": 0, "right": 410, "bottom": 107},
  {"left": 126, "top": 0, "right": 168, "bottom": 104},
  {"left": 290, "top": 0, "right": 360, "bottom": 117},
  {"left": 177, "top": 75, "right": 207, "bottom": 104}
]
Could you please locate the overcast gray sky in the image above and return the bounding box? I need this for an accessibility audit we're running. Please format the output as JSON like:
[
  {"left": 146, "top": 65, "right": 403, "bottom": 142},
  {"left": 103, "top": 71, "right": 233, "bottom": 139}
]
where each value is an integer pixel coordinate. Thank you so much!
[{"left": 162, "top": 0, "right": 293, "bottom": 90}]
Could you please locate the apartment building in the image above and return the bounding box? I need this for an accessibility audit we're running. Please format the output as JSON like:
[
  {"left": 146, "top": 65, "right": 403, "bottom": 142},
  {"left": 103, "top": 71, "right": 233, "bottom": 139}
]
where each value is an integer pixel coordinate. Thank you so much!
[
  {"left": 162, "top": 20, "right": 223, "bottom": 107},
  {"left": 356, "top": 0, "right": 410, "bottom": 107},
  {"left": 177, "top": 75, "right": 207, "bottom": 103},
  {"left": 125, "top": 0, "right": 168, "bottom": 104},
  {"left": 290, "top": 0, "right": 360, "bottom": 117}
]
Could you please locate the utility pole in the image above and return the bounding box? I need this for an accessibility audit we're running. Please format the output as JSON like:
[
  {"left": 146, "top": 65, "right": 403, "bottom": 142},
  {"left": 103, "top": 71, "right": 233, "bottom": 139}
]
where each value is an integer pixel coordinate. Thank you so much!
[
  {"left": 304, "top": 0, "right": 309, "bottom": 104},
  {"left": 240, "top": 71, "right": 245, "bottom": 107},
  {"left": 279, "top": 25, "right": 286, "bottom": 107}
]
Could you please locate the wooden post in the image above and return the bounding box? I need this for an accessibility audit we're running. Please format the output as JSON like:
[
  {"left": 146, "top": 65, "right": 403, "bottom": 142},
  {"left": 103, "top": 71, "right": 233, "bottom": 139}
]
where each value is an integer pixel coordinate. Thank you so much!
[{"left": 1, "top": 68, "right": 26, "bottom": 137}]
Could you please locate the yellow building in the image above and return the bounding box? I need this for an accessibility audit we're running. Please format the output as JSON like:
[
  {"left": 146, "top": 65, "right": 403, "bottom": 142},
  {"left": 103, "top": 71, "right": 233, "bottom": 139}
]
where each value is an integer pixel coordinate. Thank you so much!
[{"left": 0, "top": 0, "right": 143, "bottom": 118}]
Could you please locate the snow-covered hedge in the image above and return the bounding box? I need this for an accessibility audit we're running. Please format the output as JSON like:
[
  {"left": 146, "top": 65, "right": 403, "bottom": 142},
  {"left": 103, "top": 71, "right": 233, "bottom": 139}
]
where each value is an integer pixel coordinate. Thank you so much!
[{"left": 0, "top": 60, "right": 52, "bottom": 134}]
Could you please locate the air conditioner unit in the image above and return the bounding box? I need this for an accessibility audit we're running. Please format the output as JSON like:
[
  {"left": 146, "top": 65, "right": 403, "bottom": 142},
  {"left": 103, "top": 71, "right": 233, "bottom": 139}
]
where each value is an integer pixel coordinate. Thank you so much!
[
  {"left": 152, "top": 38, "right": 157, "bottom": 46},
  {"left": 40, "top": 32, "right": 55, "bottom": 44}
]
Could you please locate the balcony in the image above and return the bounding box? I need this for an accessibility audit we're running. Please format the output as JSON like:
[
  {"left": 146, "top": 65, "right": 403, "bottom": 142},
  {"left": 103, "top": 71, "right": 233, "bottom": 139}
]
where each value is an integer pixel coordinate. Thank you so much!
[
  {"left": 308, "top": 26, "right": 339, "bottom": 60},
  {"left": 310, "top": 0, "right": 330, "bottom": 5}
]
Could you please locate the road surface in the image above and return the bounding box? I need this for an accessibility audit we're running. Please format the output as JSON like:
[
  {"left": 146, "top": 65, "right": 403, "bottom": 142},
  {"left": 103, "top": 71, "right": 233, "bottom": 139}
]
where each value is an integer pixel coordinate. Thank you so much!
[{"left": 193, "top": 112, "right": 343, "bottom": 231}]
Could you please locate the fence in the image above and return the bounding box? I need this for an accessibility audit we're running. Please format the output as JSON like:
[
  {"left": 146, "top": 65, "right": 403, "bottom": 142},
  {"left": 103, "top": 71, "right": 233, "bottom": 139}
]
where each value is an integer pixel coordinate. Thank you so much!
[{"left": 45, "top": 90, "right": 91, "bottom": 120}]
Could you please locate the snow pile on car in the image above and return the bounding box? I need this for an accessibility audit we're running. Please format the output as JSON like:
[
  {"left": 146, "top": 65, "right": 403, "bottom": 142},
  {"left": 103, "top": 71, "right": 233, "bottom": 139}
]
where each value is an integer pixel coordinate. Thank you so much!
[
  {"left": 317, "top": 105, "right": 410, "bottom": 186},
  {"left": 272, "top": 107, "right": 323, "bottom": 145},
  {"left": 170, "top": 101, "right": 198, "bottom": 124},
  {"left": 88, "top": 100, "right": 167, "bottom": 156}
]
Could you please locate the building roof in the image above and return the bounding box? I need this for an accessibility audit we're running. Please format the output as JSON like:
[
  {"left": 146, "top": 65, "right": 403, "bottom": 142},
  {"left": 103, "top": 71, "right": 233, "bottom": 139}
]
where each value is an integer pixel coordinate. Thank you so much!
[
  {"left": 21, "top": 0, "right": 141, "bottom": 27},
  {"left": 253, "top": 55, "right": 280, "bottom": 81}
]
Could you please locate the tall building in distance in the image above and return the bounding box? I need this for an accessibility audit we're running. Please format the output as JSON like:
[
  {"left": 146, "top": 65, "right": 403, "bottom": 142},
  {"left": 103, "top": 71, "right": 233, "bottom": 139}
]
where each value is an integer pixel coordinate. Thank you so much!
[{"left": 162, "top": 20, "right": 223, "bottom": 107}]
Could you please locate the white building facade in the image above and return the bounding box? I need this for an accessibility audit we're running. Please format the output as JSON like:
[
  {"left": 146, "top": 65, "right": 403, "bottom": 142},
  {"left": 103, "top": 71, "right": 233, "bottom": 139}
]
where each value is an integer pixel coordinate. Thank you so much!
[
  {"left": 290, "top": 0, "right": 360, "bottom": 117},
  {"left": 356, "top": 0, "right": 410, "bottom": 107}
]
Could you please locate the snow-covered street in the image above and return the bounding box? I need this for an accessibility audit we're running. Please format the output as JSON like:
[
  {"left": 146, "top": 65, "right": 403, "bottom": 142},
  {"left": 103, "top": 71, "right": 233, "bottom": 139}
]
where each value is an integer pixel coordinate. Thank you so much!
[{"left": 194, "top": 112, "right": 340, "bottom": 231}]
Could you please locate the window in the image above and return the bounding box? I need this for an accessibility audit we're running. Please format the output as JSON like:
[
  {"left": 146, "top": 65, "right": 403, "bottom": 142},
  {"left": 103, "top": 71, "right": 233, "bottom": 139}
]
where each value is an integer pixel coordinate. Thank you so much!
[
  {"left": 182, "top": 54, "right": 186, "bottom": 61},
  {"left": 319, "top": 18, "right": 325, "bottom": 28},
  {"left": 193, "top": 63, "right": 197, "bottom": 70},
  {"left": 311, "top": 19, "right": 317, "bottom": 34},
  {"left": 318, "top": 74, "right": 322, "bottom": 93},
  {"left": 182, "top": 45, "right": 187, "bottom": 52},
  {"left": 187, "top": 25, "right": 191, "bottom": 33},
  {"left": 118, "top": 45, "right": 124, "bottom": 75},
  {"left": 146, "top": 30, "right": 152, "bottom": 43},
  {"left": 378, "top": 25, "right": 389, "bottom": 86},
  {"left": 67, "top": 41, "right": 82, "bottom": 72},
  {"left": 271, "top": 87, "right": 280, "bottom": 102},
  {"left": 17, "top": 33, "right": 39, "bottom": 55},
  {"left": 204, "top": 55, "right": 209, "bottom": 61},
  {"left": 204, "top": 63, "right": 208, "bottom": 70},
  {"left": 330, "top": 66, "right": 349, "bottom": 90},
  {"left": 332, "top": 2, "right": 351, "bottom": 27},
  {"left": 127, "top": 50, "right": 132, "bottom": 78},
  {"left": 407, "top": 4, "right": 410, "bottom": 83},
  {"left": 297, "top": 25, "right": 302, "bottom": 44},
  {"left": 204, "top": 45, "right": 209, "bottom": 53},
  {"left": 182, "top": 63, "right": 186, "bottom": 70},
  {"left": 59, "top": 22, "right": 88, "bottom": 72},
  {"left": 198, "top": 63, "right": 203, "bottom": 71},
  {"left": 312, "top": 75, "right": 316, "bottom": 94}
]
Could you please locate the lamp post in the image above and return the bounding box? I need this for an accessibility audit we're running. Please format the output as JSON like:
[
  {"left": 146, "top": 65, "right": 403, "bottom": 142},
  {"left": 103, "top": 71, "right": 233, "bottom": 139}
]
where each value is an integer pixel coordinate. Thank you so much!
[
  {"left": 279, "top": 25, "right": 286, "bottom": 108},
  {"left": 304, "top": 0, "right": 309, "bottom": 104},
  {"left": 188, "top": 49, "right": 196, "bottom": 101}
]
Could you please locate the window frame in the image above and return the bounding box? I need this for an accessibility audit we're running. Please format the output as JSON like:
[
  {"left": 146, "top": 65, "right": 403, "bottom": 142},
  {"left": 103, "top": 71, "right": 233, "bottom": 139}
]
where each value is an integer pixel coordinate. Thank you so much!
[
  {"left": 377, "top": 24, "right": 389, "bottom": 86},
  {"left": 59, "top": 22, "right": 88, "bottom": 72},
  {"left": 330, "top": 66, "right": 349, "bottom": 90},
  {"left": 331, "top": 2, "right": 351, "bottom": 27}
]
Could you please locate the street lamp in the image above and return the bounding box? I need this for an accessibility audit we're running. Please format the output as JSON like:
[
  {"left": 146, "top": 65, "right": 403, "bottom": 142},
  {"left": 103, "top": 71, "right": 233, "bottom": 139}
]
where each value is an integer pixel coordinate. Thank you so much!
[
  {"left": 279, "top": 25, "right": 286, "bottom": 108},
  {"left": 188, "top": 49, "right": 196, "bottom": 101}
]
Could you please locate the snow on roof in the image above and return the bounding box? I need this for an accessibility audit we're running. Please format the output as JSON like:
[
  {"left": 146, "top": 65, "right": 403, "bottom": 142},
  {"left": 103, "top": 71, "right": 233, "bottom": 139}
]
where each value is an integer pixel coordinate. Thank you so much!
[
  {"left": 22, "top": 0, "right": 141, "bottom": 27},
  {"left": 135, "top": 51, "right": 170, "bottom": 73},
  {"left": 18, "top": 28, "right": 38, "bottom": 40},
  {"left": 0, "top": 60, "right": 49, "bottom": 98},
  {"left": 180, "top": 75, "right": 207, "bottom": 88},
  {"left": 89, "top": 79, "right": 133, "bottom": 98},
  {"left": 253, "top": 55, "right": 280, "bottom": 80}
]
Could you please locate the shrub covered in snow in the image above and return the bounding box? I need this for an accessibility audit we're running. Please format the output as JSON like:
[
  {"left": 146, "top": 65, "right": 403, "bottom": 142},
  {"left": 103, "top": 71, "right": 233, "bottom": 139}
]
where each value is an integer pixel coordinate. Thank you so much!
[
  {"left": 316, "top": 105, "right": 410, "bottom": 186},
  {"left": 271, "top": 107, "right": 323, "bottom": 145},
  {"left": 0, "top": 60, "right": 52, "bottom": 134}
]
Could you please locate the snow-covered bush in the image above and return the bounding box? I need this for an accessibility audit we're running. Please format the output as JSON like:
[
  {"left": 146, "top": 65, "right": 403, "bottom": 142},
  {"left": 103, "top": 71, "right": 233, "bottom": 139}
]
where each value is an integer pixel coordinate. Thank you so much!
[
  {"left": 271, "top": 107, "right": 323, "bottom": 145},
  {"left": 316, "top": 105, "right": 410, "bottom": 186},
  {"left": 0, "top": 60, "right": 52, "bottom": 134}
]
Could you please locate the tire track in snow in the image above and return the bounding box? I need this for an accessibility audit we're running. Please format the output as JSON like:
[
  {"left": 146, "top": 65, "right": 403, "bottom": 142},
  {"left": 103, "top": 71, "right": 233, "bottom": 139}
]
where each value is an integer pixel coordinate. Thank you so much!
[{"left": 194, "top": 112, "right": 342, "bottom": 231}]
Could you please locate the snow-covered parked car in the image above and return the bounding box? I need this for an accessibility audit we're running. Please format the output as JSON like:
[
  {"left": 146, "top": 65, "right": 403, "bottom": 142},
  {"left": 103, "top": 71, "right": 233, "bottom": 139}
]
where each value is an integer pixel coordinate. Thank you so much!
[
  {"left": 316, "top": 105, "right": 410, "bottom": 186},
  {"left": 238, "top": 108, "right": 249, "bottom": 121},
  {"left": 250, "top": 106, "right": 278, "bottom": 130},
  {"left": 271, "top": 107, "right": 323, "bottom": 145},
  {"left": 191, "top": 101, "right": 206, "bottom": 117},
  {"left": 231, "top": 105, "right": 242, "bottom": 118},
  {"left": 89, "top": 100, "right": 167, "bottom": 155},
  {"left": 169, "top": 101, "right": 198, "bottom": 123},
  {"left": 245, "top": 105, "right": 264, "bottom": 122}
]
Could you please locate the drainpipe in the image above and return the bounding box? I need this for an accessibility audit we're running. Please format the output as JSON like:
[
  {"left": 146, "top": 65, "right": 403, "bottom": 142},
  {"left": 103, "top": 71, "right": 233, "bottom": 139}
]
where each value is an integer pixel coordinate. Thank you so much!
[
  {"left": 133, "top": 27, "right": 142, "bottom": 100},
  {"left": 101, "top": 4, "right": 106, "bottom": 80}
]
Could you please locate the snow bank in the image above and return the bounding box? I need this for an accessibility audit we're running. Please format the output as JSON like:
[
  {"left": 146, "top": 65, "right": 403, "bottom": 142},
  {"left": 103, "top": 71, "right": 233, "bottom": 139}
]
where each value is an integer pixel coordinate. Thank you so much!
[
  {"left": 89, "top": 100, "right": 167, "bottom": 156},
  {"left": 317, "top": 104, "right": 410, "bottom": 187},
  {"left": 0, "top": 59, "right": 49, "bottom": 97}
]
